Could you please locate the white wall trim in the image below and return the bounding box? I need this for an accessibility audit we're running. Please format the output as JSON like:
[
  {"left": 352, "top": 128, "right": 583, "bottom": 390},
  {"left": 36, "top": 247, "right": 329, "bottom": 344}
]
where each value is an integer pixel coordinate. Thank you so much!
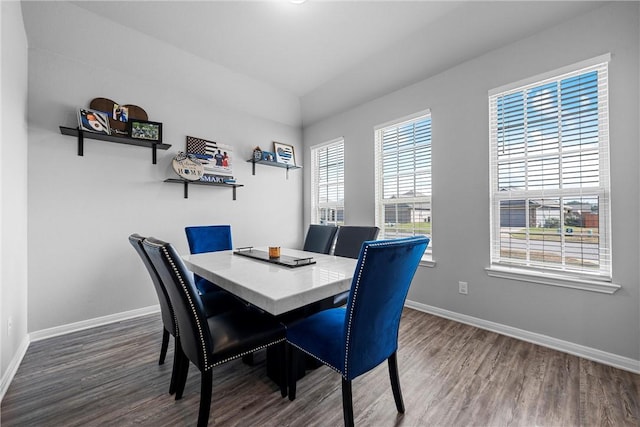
[
  {"left": 405, "top": 300, "right": 640, "bottom": 374},
  {"left": 30, "top": 305, "right": 159, "bottom": 342},
  {"left": 0, "top": 335, "right": 29, "bottom": 403}
]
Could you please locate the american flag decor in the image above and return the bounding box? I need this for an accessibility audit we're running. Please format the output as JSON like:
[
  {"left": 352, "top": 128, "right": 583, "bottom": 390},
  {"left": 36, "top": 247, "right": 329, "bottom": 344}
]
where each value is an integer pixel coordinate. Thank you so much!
[{"left": 186, "top": 136, "right": 233, "bottom": 177}]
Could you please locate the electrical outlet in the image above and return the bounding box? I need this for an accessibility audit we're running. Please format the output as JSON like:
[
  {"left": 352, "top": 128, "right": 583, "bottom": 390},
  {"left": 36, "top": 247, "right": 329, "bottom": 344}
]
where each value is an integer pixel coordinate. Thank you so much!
[{"left": 458, "top": 281, "right": 468, "bottom": 295}]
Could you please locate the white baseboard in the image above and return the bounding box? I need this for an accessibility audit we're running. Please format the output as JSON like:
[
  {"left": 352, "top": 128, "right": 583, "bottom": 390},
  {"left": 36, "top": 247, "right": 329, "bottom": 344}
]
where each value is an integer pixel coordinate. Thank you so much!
[
  {"left": 0, "top": 335, "right": 30, "bottom": 403},
  {"left": 30, "top": 305, "right": 160, "bottom": 342},
  {"left": 405, "top": 300, "right": 640, "bottom": 374}
]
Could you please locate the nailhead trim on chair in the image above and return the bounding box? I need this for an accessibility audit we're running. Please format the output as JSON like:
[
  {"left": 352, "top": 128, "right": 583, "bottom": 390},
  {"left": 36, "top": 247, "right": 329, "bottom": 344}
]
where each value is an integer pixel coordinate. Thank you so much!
[
  {"left": 289, "top": 342, "right": 343, "bottom": 375},
  {"left": 210, "top": 338, "right": 285, "bottom": 369},
  {"left": 343, "top": 239, "right": 407, "bottom": 380},
  {"left": 342, "top": 244, "right": 367, "bottom": 379},
  {"left": 160, "top": 245, "right": 210, "bottom": 370}
]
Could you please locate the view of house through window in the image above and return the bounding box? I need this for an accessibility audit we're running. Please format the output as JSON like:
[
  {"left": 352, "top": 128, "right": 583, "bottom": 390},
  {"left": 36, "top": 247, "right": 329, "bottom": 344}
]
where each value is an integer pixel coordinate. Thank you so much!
[
  {"left": 374, "top": 111, "right": 432, "bottom": 257},
  {"left": 489, "top": 57, "right": 611, "bottom": 278},
  {"left": 311, "top": 138, "right": 344, "bottom": 226}
]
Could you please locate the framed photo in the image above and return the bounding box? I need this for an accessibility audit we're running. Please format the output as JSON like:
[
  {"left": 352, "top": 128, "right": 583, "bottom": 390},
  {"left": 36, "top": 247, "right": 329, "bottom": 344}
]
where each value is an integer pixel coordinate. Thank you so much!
[
  {"left": 113, "top": 104, "right": 129, "bottom": 122},
  {"left": 273, "top": 141, "right": 295, "bottom": 166},
  {"left": 77, "top": 108, "right": 111, "bottom": 135},
  {"left": 262, "top": 151, "right": 276, "bottom": 162},
  {"left": 186, "top": 135, "right": 234, "bottom": 177},
  {"left": 128, "top": 119, "right": 163, "bottom": 142}
]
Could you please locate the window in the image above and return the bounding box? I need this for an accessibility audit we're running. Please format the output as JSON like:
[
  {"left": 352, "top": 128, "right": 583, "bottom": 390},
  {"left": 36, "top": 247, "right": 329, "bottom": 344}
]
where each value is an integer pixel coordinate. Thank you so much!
[
  {"left": 311, "top": 138, "right": 344, "bottom": 225},
  {"left": 489, "top": 57, "right": 611, "bottom": 280},
  {"left": 375, "top": 111, "right": 432, "bottom": 257}
]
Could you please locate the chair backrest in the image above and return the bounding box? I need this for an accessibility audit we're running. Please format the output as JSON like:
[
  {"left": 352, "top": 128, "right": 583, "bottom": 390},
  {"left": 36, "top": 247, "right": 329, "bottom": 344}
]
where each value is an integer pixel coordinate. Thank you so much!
[
  {"left": 333, "top": 226, "right": 380, "bottom": 258},
  {"left": 342, "top": 236, "right": 429, "bottom": 380},
  {"left": 302, "top": 224, "right": 339, "bottom": 254},
  {"left": 128, "top": 234, "right": 176, "bottom": 336},
  {"left": 142, "top": 237, "right": 212, "bottom": 371},
  {"left": 185, "top": 225, "right": 233, "bottom": 254}
]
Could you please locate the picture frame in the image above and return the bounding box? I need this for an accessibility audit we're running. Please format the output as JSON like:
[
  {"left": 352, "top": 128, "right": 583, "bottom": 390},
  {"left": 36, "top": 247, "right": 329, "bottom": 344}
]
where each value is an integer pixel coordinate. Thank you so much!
[
  {"left": 273, "top": 141, "right": 295, "bottom": 166},
  {"left": 261, "top": 151, "right": 276, "bottom": 162},
  {"left": 77, "top": 108, "right": 111, "bottom": 135},
  {"left": 113, "top": 104, "right": 129, "bottom": 122},
  {"left": 128, "top": 119, "right": 163, "bottom": 142},
  {"left": 186, "top": 135, "right": 234, "bottom": 177}
]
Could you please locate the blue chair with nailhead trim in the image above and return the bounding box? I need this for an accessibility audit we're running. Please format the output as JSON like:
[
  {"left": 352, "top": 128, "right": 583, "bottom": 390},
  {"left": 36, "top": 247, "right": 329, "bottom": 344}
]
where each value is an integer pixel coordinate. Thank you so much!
[
  {"left": 185, "top": 225, "right": 233, "bottom": 294},
  {"left": 286, "top": 236, "right": 429, "bottom": 427},
  {"left": 142, "top": 237, "right": 287, "bottom": 427}
]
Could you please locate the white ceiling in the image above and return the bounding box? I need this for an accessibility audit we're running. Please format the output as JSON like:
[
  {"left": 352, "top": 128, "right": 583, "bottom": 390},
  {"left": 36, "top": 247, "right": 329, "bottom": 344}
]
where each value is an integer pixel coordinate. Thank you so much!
[{"left": 70, "top": 0, "right": 606, "bottom": 125}]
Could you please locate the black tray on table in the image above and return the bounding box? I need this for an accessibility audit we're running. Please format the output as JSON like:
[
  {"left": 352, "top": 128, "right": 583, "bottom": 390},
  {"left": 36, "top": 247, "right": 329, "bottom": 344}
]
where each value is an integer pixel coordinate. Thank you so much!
[{"left": 233, "top": 247, "right": 315, "bottom": 268}]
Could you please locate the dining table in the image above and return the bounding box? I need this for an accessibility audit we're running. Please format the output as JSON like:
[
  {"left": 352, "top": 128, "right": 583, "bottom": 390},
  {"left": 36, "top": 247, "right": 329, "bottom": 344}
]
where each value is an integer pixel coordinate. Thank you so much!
[{"left": 182, "top": 246, "right": 358, "bottom": 316}]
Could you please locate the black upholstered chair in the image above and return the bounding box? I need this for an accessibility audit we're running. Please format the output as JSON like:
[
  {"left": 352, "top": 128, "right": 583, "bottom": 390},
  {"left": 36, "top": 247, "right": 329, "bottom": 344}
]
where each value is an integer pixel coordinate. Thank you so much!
[
  {"left": 128, "top": 233, "right": 244, "bottom": 395},
  {"left": 142, "top": 237, "right": 287, "bottom": 427},
  {"left": 331, "top": 226, "right": 380, "bottom": 306},
  {"left": 287, "top": 236, "right": 430, "bottom": 427},
  {"left": 302, "top": 224, "right": 339, "bottom": 254},
  {"left": 185, "top": 225, "right": 233, "bottom": 294},
  {"left": 333, "top": 225, "right": 380, "bottom": 258}
]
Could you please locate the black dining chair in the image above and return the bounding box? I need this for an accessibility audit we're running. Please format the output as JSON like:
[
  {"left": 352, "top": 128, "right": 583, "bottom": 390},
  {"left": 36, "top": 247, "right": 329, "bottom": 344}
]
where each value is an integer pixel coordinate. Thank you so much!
[
  {"left": 302, "top": 224, "right": 339, "bottom": 254},
  {"left": 286, "top": 236, "right": 429, "bottom": 427},
  {"left": 331, "top": 226, "right": 380, "bottom": 307},
  {"left": 185, "top": 225, "right": 233, "bottom": 294},
  {"left": 128, "top": 233, "right": 245, "bottom": 395},
  {"left": 142, "top": 237, "right": 287, "bottom": 427},
  {"left": 333, "top": 225, "right": 380, "bottom": 258}
]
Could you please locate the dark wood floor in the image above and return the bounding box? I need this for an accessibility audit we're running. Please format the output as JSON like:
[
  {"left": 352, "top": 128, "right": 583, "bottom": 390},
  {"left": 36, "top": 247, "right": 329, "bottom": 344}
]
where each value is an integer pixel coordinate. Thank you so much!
[{"left": 2, "top": 308, "right": 638, "bottom": 426}]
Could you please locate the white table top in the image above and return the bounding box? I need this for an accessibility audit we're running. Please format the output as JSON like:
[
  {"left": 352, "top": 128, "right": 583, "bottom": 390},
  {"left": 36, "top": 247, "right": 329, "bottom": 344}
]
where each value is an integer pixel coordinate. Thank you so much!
[{"left": 182, "top": 248, "right": 357, "bottom": 316}]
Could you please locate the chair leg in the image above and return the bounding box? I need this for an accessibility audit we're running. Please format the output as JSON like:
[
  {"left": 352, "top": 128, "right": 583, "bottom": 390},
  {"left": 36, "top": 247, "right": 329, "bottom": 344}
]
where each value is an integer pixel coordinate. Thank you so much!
[
  {"left": 341, "top": 378, "right": 354, "bottom": 427},
  {"left": 287, "top": 343, "right": 297, "bottom": 401},
  {"left": 175, "top": 344, "right": 190, "bottom": 400},
  {"left": 197, "top": 370, "right": 213, "bottom": 427},
  {"left": 388, "top": 351, "right": 405, "bottom": 413},
  {"left": 159, "top": 328, "right": 170, "bottom": 365},
  {"left": 279, "top": 342, "right": 287, "bottom": 398},
  {"left": 169, "top": 337, "right": 181, "bottom": 395}
]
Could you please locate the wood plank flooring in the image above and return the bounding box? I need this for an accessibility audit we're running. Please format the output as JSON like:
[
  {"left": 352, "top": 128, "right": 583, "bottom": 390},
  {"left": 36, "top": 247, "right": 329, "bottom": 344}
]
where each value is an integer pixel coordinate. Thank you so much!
[{"left": 2, "top": 308, "right": 638, "bottom": 426}]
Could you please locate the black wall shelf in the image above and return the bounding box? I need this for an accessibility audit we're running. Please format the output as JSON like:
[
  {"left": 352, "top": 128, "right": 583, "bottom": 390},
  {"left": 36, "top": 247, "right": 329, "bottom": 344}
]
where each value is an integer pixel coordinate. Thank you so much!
[
  {"left": 247, "top": 159, "right": 301, "bottom": 179},
  {"left": 59, "top": 126, "right": 171, "bottom": 164},
  {"left": 164, "top": 178, "right": 243, "bottom": 200}
]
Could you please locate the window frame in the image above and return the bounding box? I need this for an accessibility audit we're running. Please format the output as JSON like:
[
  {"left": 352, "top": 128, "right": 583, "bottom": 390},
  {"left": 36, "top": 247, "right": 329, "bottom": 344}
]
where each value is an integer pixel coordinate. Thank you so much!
[
  {"left": 374, "top": 110, "right": 433, "bottom": 264},
  {"left": 310, "top": 138, "right": 345, "bottom": 226},
  {"left": 487, "top": 54, "right": 619, "bottom": 294}
]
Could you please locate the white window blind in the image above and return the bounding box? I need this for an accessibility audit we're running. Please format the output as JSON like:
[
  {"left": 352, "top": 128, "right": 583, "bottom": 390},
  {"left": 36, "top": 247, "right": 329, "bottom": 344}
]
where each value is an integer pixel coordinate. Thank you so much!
[
  {"left": 489, "top": 59, "right": 611, "bottom": 279},
  {"left": 311, "top": 138, "right": 344, "bottom": 225},
  {"left": 375, "top": 111, "right": 432, "bottom": 255}
]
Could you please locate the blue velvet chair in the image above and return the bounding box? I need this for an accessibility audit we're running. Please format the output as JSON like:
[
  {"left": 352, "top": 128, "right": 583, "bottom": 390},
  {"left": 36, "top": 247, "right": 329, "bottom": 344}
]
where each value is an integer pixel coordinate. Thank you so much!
[
  {"left": 185, "top": 225, "right": 233, "bottom": 294},
  {"left": 286, "top": 236, "right": 429, "bottom": 427},
  {"left": 142, "top": 237, "right": 287, "bottom": 427},
  {"left": 302, "top": 224, "right": 338, "bottom": 254}
]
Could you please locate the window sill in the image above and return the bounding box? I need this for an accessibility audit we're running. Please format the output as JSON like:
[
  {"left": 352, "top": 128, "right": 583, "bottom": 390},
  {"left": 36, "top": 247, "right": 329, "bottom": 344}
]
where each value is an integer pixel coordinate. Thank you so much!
[
  {"left": 485, "top": 265, "right": 620, "bottom": 294},
  {"left": 420, "top": 259, "right": 436, "bottom": 268}
]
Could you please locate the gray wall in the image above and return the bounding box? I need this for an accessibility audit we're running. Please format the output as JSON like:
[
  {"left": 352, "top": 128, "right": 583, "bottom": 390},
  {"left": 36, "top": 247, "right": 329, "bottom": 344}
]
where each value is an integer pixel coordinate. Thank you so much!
[
  {"left": 1, "top": 1, "right": 29, "bottom": 385},
  {"left": 303, "top": 2, "right": 640, "bottom": 362},
  {"left": 22, "top": 2, "right": 303, "bottom": 333}
]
